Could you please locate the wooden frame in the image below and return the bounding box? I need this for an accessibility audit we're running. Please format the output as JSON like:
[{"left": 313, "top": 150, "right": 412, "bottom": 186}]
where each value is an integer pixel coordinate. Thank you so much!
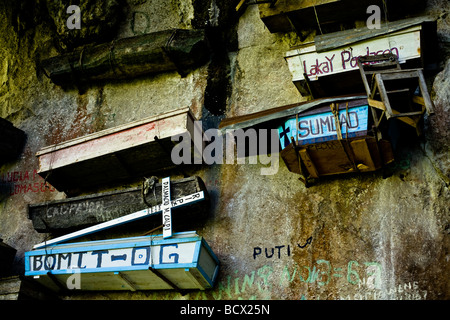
[
  {"left": 358, "top": 54, "right": 434, "bottom": 136},
  {"left": 36, "top": 107, "right": 204, "bottom": 195},
  {"left": 25, "top": 232, "right": 219, "bottom": 292},
  {"left": 28, "top": 176, "right": 209, "bottom": 234}
]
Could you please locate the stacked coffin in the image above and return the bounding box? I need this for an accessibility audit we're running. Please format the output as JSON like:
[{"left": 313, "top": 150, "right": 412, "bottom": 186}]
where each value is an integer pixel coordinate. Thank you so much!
[{"left": 25, "top": 107, "right": 219, "bottom": 292}]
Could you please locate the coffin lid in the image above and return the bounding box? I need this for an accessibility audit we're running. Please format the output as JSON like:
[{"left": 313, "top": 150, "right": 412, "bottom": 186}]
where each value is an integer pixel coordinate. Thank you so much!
[
  {"left": 219, "top": 95, "right": 367, "bottom": 132},
  {"left": 36, "top": 107, "right": 193, "bottom": 156},
  {"left": 314, "top": 16, "right": 436, "bottom": 53}
]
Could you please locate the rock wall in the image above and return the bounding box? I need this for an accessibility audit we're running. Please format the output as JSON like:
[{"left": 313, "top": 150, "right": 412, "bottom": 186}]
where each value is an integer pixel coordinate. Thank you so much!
[{"left": 0, "top": 0, "right": 448, "bottom": 300}]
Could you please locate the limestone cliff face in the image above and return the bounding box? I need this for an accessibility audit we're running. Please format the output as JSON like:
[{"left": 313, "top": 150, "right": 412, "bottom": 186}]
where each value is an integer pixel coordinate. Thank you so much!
[{"left": 0, "top": 0, "right": 448, "bottom": 300}]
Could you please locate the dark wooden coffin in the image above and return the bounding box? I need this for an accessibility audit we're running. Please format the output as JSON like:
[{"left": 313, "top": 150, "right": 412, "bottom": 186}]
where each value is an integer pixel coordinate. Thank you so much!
[
  {"left": 0, "top": 276, "right": 59, "bottom": 300},
  {"left": 36, "top": 107, "right": 204, "bottom": 195},
  {"left": 0, "top": 118, "right": 26, "bottom": 165},
  {"left": 28, "top": 176, "right": 210, "bottom": 233},
  {"left": 41, "top": 28, "right": 210, "bottom": 85},
  {"left": 0, "top": 239, "right": 16, "bottom": 277},
  {"left": 259, "top": 0, "right": 427, "bottom": 34}
]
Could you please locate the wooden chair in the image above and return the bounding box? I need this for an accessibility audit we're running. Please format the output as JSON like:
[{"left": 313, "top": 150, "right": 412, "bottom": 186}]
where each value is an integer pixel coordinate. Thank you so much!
[{"left": 358, "top": 54, "right": 434, "bottom": 136}]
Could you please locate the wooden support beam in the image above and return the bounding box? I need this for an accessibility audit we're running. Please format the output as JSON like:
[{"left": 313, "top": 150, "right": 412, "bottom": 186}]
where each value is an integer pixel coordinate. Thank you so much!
[
  {"left": 299, "top": 149, "right": 320, "bottom": 178},
  {"left": 417, "top": 70, "right": 435, "bottom": 114},
  {"left": 375, "top": 73, "right": 395, "bottom": 119},
  {"left": 114, "top": 272, "right": 136, "bottom": 291}
]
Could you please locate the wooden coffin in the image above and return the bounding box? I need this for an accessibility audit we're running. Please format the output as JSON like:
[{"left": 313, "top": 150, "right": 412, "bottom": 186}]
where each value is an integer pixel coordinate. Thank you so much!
[
  {"left": 278, "top": 98, "right": 394, "bottom": 182},
  {"left": 0, "top": 118, "right": 26, "bottom": 165},
  {"left": 41, "top": 29, "right": 210, "bottom": 85},
  {"left": 0, "top": 276, "right": 58, "bottom": 300},
  {"left": 285, "top": 18, "right": 437, "bottom": 97},
  {"left": 36, "top": 107, "right": 204, "bottom": 195},
  {"left": 0, "top": 240, "right": 16, "bottom": 277},
  {"left": 25, "top": 231, "right": 219, "bottom": 292},
  {"left": 219, "top": 95, "right": 394, "bottom": 184},
  {"left": 28, "top": 176, "right": 210, "bottom": 233},
  {"left": 259, "top": 0, "right": 427, "bottom": 34}
]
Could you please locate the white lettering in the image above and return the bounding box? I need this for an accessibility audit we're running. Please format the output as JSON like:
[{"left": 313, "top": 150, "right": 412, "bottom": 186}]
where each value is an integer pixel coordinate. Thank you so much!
[
  {"left": 367, "top": 5, "right": 381, "bottom": 30},
  {"left": 66, "top": 5, "right": 81, "bottom": 30}
]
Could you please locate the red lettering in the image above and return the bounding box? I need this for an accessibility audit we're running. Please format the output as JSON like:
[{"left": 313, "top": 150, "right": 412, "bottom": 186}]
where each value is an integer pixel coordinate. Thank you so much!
[
  {"left": 26, "top": 184, "right": 34, "bottom": 193},
  {"left": 341, "top": 50, "right": 352, "bottom": 70}
]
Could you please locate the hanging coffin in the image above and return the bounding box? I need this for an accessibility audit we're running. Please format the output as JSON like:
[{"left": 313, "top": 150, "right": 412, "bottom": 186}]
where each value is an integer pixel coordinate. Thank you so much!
[
  {"left": 0, "top": 118, "right": 26, "bottom": 165},
  {"left": 41, "top": 28, "right": 210, "bottom": 85},
  {"left": 278, "top": 98, "right": 394, "bottom": 184},
  {"left": 285, "top": 17, "right": 437, "bottom": 97},
  {"left": 25, "top": 231, "right": 219, "bottom": 292},
  {"left": 36, "top": 107, "right": 204, "bottom": 195},
  {"left": 28, "top": 176, "right": 209, "bottom": 233},
  {"left": 0, "top": 239, "right": 17, "bottom": 277},
  {"left": 219, "top": 95, "right": 394, "bottom": 185},
  {"left": 259, "top": 0, "right": 427, "bottom": 34}
]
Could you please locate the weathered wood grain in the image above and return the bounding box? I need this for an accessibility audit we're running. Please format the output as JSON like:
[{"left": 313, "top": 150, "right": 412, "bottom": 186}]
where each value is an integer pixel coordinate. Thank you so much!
[
  {"left": 41, "top": 29, "right": 210, "bottom": 85},
  {"left": 28, "top": 176, "right": 210, "bottom": 233},
  {"left": 36, "top": 107, "right": 203, "bottom": 195}
]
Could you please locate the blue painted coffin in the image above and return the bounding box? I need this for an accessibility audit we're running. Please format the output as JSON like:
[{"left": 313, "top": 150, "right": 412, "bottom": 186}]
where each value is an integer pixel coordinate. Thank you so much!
[
  {"left": 278, "top": 104, "right": 369, "bottom": 149},
  {"left": 25, "top": 231, "right": 219, "bottom": 292}
]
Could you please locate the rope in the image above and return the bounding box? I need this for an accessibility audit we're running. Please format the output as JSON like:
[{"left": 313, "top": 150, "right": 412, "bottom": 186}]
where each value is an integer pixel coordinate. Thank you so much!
[{"left": 313, "top": 5, "right": 323, "bottom": 35}]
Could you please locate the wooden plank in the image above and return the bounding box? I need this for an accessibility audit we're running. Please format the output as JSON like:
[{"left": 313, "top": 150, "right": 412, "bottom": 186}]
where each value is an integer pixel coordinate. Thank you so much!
[
  {"left": 32, "top": 190, "right": 207, "bottom": 249},
  {"left": 315, "top": 16, "right": 435, "bottom": 52},
  {"left": 219, "top": 95, "right": 367, "bottom": 132},
  {"left": 36, "top": 108, "right": 203, "bottom": 195},
  {"left": 412, "top": 96, "right": 425, "bottom": 106},
  {"left": 304, "top": 141, "right": 356, "bottom": 176},
  {"left": 28, "top": 176, "right": 209, "bottom": 233},
  {"left": 375, "top": 73, "right": 395, "bottom": 119},
  {"left": 259, "top": 0, "right": 427, "bottom": 33},
  {"left": 299, "top": 149, "right": 320, "bottom": 178},
  {"left": 378, "top": 69, "right": 423, "bottom": 81},
  {"left": 417, "top": 70, "right": 435, "bottom": 114},
  {"left": 286, "top": 25, "right": 422, "bottom": 84},
  {"left": 350, "top": 139, "right": 376, "bottom": 171},
  {"left": 280, "top": 143, "right": 302, "bottom": 175},
  {"left": 368, "top": 98, "right": 386, "bottom": 111},
  {"left": 278, "top": 103, "right": 369, "bottom": 148}
]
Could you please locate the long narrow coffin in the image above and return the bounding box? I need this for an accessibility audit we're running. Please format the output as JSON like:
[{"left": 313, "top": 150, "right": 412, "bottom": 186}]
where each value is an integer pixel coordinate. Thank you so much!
[
  {"left": 259, "top": 0, "right": 427, "bottom": 33},
  {"left": 0, "top": 118, "right": 26, "bottom": 165},
  {"left": 25, "top": 232, "right": 219, "bottom": 292},
  {"left": 41, "top": 28, "right": 210, "bottom": 85},
  {"left": 36, "top": 108, "right": 204, "bottom": 195},
  {"left": 285, "top": 18, "right": 437, "bottom": 97},
  {"left": 28, "top": 176, "right": 210, "bottom": 233}
]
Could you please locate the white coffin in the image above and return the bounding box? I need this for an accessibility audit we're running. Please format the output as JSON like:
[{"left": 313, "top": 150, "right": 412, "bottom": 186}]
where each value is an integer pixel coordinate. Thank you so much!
[
  {"left": 36, "top": 107, "right": 204, "bottom": 195},
  {"left": 286, "top": 25, "right": 422, "bottom": 83}
]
